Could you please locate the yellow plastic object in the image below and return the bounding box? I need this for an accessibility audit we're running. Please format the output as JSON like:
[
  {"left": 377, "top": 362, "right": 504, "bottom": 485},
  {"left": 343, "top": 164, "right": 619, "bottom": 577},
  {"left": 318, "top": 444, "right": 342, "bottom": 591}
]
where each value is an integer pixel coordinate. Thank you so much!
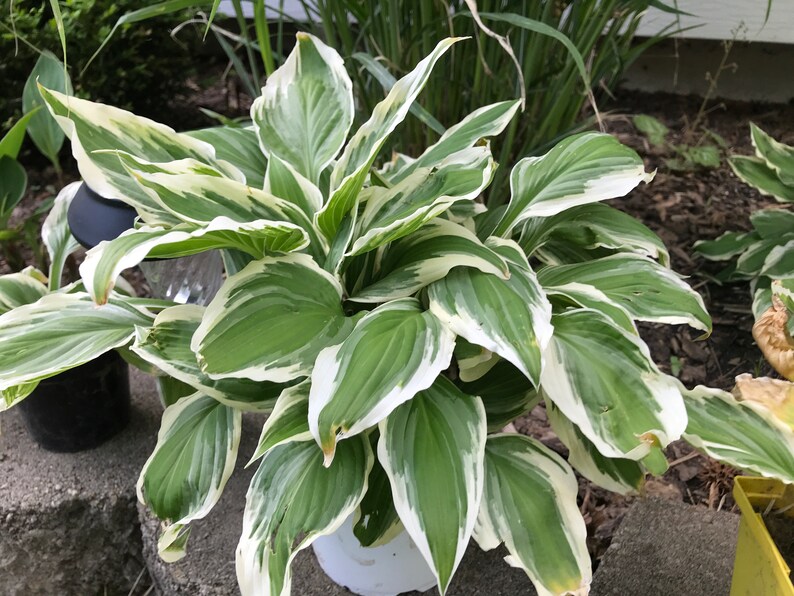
[{"left": 731, "top": 476, "right": 794, "bottom": 595}]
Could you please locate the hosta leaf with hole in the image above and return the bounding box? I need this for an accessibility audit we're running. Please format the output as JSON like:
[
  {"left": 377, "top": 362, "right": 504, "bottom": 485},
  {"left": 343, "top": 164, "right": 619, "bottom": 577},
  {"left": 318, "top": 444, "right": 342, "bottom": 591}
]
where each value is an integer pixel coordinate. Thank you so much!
[
  {"left": 538, "top": 253, "right": 711, "bottom": 333},
  {"left": 682, "top": 384, "right": 794, "bottom": 483},
  {"left": 494, "top": 132, "right": 654, "bottom": 236},
  {"left": 519, "top": 202, "right": 669, "bottom": 266},
  {"left": 474, "top": 433, "right": 591, "bottom": 596},
  {"left": 389, "top": 99, "right": 521, "bottom": 183},
  {"left": 317, "top": 37, "right": 462, "bottom": 237},
  {"left": 187, "top": 125, "right": 267, "bottom": 188},
  {"left": 457, "top": 359, "right": 539, "bottom": 431},
  {"left": 236, "top": 437, "right": 372, "bottom": 596},
  {"left": 0, "top": 292, "right": 152, "bottom": 390},
  {"left": 540, "top": 309, "right": 687, "bottom": 459},
  {"left": 39, "top": 86, "right": 240, "bottom": 223},
  {"left": 351, "top": 218, "right": 508, "bottom": 302},
  {"left": 729, "top": 155, "right": 794, "bottom": 203},
  {"left": 308, "top": 298, "right": 455, "bottom": 465},
  {"left": 429, "top": 247, "right": 552, "bottom": 386},
  {"left": 0, "top": 269, "right": 48, "bottom": 315},
  {"left": 132, "top": 305, "right": 282, "bottom": 412},
  {"left": 80, "top": 217, "right": 308, "bottom": 304},
  {"left": 378, "top": 377, "right": 486, "bottom": 595},
  {"left": 250, "top": 381, "right": 312, "bottom": 462},
  {"left": 194, "top": 254, "right": 351, "bottom": 383},
  {"left": 41, "top": 181, "right": 81, "bottom": 291},
  {"left": 350, "top": 146, "right": 496, "bottom": 255},
  {"left": 546, "top": 399, "right": 645, "bottom": 495},
  {"left": 138, "top": 392, "right": 241, "bottom": 562},
  {"left": 750, "top": 122, "right": 794, "bottom": 185},
  {"left": 251, "top": 33, "right": 353, "bottom": 183}
]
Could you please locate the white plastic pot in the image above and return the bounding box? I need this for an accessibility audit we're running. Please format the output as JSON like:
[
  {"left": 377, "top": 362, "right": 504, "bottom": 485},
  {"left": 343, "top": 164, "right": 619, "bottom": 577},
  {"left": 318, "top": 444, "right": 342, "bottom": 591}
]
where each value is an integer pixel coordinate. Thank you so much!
[{"left": 312, "top": 515, "right": 437, "bottom": 596}]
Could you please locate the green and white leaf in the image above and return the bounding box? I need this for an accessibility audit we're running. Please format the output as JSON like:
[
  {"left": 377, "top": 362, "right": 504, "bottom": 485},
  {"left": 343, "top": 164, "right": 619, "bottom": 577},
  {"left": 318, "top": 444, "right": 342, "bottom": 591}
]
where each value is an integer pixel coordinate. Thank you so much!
[
  {"left": 350, "top": 146, "right": 496, "bottom": 255},
  {"left": 41, "top": 181, "right": 81, "bottom": 290},
  {"left": 761, "top": 239, "right": 794, "bottom": 278},
  {"left": 0, "top": 268, "right": 48, "bottom": 315},
  {"left": 251, "top": 32, "right": 353, "bottom": 183},
  {"left": 475, "top": 433, "right": 591, "bottom": 596},
  {"left": 0, "top": 381, "right": 39, "bottom": 412},
  {"left": 750, "top": 208, "right": 794, "bottom": 239},
  {"left": 750, "top": 123, "right": 794, "bottom": 185},
  {"left": 264, "top": 154, "right": 324, "bottom": 217},
  {"left": 351, "top": 218, "right": 508, "bottom": 302},
  {"left": 132, "top": 305, "right": 282, "bottom": 411},
  {"left": 317, "top": 37, "right": 462, "bottom": 237},
  {"left": 694, "top": 230, "right": 761, "bottom": 261},
  {"left": 138, "top": 392, "right": 241, "bottom": 561},
  {"left": 390, "top": 99, "right": 521, "bottom": 183},
  {"left": 378, "top": 377, "right": 486, "bottom": 595},
  {"left": 546, "top": 399, "right": 645, "bottom": 495},
  {"left": 39, "top": 86, "right": 241, "bottom": 222},
  {"left": 455, "top": 338, "right": 499, "bottom": 383},
  {"left": 0, "top": 292, "right": 152, "bottom": 391},
  {"left": 429, "top": 251, "right": 552, "bottom": 386},
  {"left": 187, "top": 125, "right": 267, "bottom": 188},
  {"left": 540, "top": 309, "right": 686, "bottom": 459},
  {"left": 81, "top": 217, "right": 308, "bottom": 304},
  {"left": 538, "top": 254, "right": 711, "bottom": 333},
  {"left": 308, "top": 298, "right": 455, "bottom": 464},
  {"left": 250, "top": 381, "right": 312, "bottom": 462},
  {"left": 682, "top": 384, "right": 794, "bottom": 484},
  {"left": 457, "top": 359, "right": 540, "bottom": 431},
  {"left": 236, "top": 437, "right": 372, "bottom": 596},
  {"left": 194, "top": 254, "right": 351, "bottom": 382},
  {"left": 353, "top": 455, "right": 401, "bottom": 548},
  {"left": 545, "top": 283, "right": 637, "bottom": 334},
  {"left": 495, "top": 132, "right": 654, "bottom": 236},
  {"left": 729, "top": 155, "right": 794, "bottom": 203}
]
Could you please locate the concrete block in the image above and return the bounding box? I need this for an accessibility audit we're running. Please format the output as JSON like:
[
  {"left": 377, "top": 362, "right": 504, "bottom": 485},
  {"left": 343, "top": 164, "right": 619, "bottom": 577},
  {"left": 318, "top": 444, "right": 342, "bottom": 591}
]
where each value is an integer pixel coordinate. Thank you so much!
[
  {"left": 0, "top": 369, "right": 161, "bottom": 596},
  {"left": 591, "top": 498, "right": 740, "bottom": 596}
]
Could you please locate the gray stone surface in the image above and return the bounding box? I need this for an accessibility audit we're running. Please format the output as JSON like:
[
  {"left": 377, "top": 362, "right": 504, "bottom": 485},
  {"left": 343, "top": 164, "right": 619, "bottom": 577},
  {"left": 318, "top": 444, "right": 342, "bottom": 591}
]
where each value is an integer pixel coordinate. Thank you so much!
[
  {"left": 591, "top": 498, "right": 740, "bottom": 596},
  {"left": 0, "top": 368, "right": 162, "bottom": 596},
  {"left": 141, "top": 415, "right": 537, "bottom": 596}
]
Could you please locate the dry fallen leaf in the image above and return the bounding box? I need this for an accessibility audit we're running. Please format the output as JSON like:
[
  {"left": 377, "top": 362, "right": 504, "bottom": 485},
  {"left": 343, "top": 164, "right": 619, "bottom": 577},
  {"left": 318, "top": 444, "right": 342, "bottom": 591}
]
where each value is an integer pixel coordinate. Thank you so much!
[
  {"left": 753, "top": 296, "right": 794, "bottom": 380},
  {"left": 732, "top": 373, "right": 794, "bottom": 430}
]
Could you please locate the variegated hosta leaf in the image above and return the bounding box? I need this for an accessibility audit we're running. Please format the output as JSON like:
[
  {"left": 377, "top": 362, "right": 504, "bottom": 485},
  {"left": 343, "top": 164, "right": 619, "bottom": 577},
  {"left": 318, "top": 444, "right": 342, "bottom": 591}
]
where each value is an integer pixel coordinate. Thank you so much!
[
  {"left": 475, "top": 433, "right": 591, "bottom": 596},
  {"left": 251, "top": 32, "right": 353, "bottom": 183},
  {"left": 0, "top": 381, "right": 39, "bottom": 412},
  {"left": 0, "top": 292, "right": 152, "bottom": 390},
  {"left": 545, "top": 284, "right": 637, "bottom": 334},
  {"left": 308, "top": 298, "right": 455, "bottom": 465},
  {"left": 682, "top": 383, "right": 794, "bottom": 483},
  {"left": 694, "top": 230, "right": 761, "bottom": 261},
  {"left": 187, "top": 125, "right": 267, "bottom": 188},
  {"left": 138, "top": 392, "right": 241, "bottom": 562},
  {"left": 353, "top": 454, "right": 401, "bottom": 548},
  {"left": 351, "top": 218, "right": 509, "bottom": 302},
  {"left": 264, "top": 154, "right": 324, "bottom": 217},
  {"left": 494, "top": 132, "right": 654, "bottom": 237},
  {"left": 41, "top": 181, "right": 81, "bottom": 290},
  {"left": 350, "top": 146, "right": 496, "bottom": 256},
  {"left": 80, "top": 217, "right": 309, "bottom": 304},
  {"left": 538, "top": 254, "right": 712, "bottom": 334},
  {"left": 540, "top": 308, "right": 687, "bottom": 460},
  {"left": 0, "top": 268, "right": 48, "bottom": 314},
  {"left": 729, "top": 155, "right": 794, "bottom": 202},
  {"left": 250, "top": 381, "right": 312, "bottom": 462},
  {"left": 546, "top": 398, "right": 645, "bottom": 495},
  {"left": 236, "top": 436, "right": 372, "bottom": 596},
  {"left": 761, "top": 239, "right": 794, "bottom": 278},
  {"left": 457, "top": 359, "right": 539, "bottom": 431},
  {"left": 736, "top": 237, "right": 786, "bottom": 276},
  {"left": 131, "top": 305, "right": 283, "bottom": 412},
  {"left": 429, "top": 247, "right": 552, "bottom": 386},
  {"left": 750, "top": 123, "right": 794, "bottom": 185},
  {"left": 194, "top": 254, "right": 351, "bottom": 382},
  {"left": 378, "top": 377, "right": 487, "bottom": 595},
  {"left": 751, "top": 208, "right": 794, "bottom": 239},
  {"left": 389, "top": 99, "right": 521, "bottom": 183},
  {"left": 454, "top": 338, "right": 499, "bottom": 382},
  {"left": 519, "top": 202, "right": 670, "bottom": 267},
  {"left": 317, "top": 37, "right": 462, "bottom": 238},
  {"left": 39, "top": 86, "right": 240, "bottom": 223}
]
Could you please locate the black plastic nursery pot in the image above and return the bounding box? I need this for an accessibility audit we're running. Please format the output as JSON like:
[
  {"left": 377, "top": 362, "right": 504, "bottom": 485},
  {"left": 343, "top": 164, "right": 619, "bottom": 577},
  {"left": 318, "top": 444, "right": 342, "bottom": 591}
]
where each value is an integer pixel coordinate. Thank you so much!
[{"left": 17, "top": 350, "right": 131, "bottom": 452}]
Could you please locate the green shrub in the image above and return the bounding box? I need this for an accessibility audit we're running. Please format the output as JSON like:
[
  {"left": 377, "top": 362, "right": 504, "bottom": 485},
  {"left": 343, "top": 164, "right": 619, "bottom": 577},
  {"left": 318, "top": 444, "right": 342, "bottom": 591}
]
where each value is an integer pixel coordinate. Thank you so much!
[{"left": 0, "top": 0, "right": 200, "bottom": 129}]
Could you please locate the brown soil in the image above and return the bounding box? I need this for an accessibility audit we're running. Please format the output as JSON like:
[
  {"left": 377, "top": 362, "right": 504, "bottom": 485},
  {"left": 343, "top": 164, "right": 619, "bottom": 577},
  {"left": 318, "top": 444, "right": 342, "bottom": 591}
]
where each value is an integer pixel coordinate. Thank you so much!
[{"left": 764, "top": 514, "right": 794, "bottom": 581}]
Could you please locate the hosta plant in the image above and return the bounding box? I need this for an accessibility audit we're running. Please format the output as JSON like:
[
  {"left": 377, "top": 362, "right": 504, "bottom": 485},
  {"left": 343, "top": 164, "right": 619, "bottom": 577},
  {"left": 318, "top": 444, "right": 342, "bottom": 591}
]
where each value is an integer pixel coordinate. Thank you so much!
[{"left": 2, "top": 34, "right": 794, "bottom": 596}]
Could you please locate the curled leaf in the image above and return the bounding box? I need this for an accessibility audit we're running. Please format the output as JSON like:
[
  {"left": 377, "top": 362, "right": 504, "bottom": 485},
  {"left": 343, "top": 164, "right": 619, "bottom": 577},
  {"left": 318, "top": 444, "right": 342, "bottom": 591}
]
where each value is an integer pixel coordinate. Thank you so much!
[
  {"left": 733, "top": 373, "right": 794, "bottom": 430},
  {"left": 753, "top": 296, "right": 794, "bottom": 380}
]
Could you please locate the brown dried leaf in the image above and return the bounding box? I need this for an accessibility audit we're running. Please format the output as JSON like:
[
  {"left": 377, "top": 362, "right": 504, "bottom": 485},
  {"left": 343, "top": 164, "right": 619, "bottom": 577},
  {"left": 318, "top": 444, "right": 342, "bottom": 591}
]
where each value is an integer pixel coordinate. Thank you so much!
[
  {"left": 753, "top": 297, "right": 794, "bottom": 380},
  {"left": 732, "top": 373, "right": 794, "bottom": 430}
]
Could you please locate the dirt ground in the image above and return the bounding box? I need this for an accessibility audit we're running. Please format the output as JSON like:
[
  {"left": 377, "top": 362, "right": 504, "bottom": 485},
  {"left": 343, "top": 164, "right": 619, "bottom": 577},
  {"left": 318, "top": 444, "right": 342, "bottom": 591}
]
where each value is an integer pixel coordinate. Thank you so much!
[{"left": 3, "top": 72, "right": 793, "bottom": 571}]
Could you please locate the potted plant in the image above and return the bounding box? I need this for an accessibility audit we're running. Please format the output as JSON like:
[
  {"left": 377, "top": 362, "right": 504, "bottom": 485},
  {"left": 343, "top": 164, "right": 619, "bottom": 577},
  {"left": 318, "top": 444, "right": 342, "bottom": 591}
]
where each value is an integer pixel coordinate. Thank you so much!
[{"left": 1, "top": 33, "right": 793, "bottom": 595}]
